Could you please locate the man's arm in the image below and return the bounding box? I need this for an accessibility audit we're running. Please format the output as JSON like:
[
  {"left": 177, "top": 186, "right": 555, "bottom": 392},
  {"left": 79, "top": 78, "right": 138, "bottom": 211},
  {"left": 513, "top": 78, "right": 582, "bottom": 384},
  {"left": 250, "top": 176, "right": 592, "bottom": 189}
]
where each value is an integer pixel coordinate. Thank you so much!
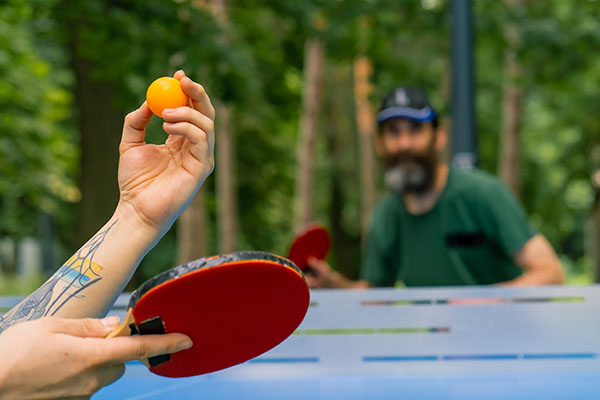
[
  {"left": 305, "top": 258, "right": 371, "bottom": 289},
  {"left": 0, "top": 70, "right": 215, "bottom": 331},
  {"left": 500, "top": 234, "right": 564, "bottom": 286}
]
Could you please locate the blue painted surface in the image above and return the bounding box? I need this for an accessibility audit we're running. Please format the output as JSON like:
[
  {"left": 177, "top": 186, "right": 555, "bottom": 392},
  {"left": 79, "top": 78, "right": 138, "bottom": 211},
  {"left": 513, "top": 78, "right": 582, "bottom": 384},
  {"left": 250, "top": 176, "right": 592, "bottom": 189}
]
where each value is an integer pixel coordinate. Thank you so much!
[{"left": 4, "top": 285, "right": 598, "bottom": 399}]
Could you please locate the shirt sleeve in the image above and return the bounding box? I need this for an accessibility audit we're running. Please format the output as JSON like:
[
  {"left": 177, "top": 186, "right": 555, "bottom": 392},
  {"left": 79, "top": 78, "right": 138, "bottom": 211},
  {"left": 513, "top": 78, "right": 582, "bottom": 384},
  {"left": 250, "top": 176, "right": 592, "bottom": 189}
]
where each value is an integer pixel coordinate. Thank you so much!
[
  {"left": 361, "top": 202, "right": 397, "bottom": 287},
  {"left": 474, "top": 179, "right": 536, "bottom": 256}
]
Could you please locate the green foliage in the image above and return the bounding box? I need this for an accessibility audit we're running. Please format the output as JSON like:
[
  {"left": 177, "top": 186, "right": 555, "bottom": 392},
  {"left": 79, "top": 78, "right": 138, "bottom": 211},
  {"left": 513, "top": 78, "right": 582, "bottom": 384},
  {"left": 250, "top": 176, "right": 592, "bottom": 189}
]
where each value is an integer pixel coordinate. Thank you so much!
[
  {"left": 0, "top": 273, "right": 44, "bottom": 296},
  {"left": 474, "top": 0, "right": 600, "bottom": 280},
  {"left": 2, "top": 0, "right": 598, "bottom": 286},
  {"left": 0, "top": 0, "right": 77, "bottom": 240}
]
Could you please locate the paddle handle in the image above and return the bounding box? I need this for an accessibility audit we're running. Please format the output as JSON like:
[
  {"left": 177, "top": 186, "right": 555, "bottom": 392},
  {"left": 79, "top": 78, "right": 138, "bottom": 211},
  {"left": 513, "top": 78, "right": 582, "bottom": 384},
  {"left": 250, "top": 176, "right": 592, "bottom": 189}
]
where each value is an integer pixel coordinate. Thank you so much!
[
  {"left": 105, "top": 309, "right": 150, "bottom": 368},
  {"left": 106, "top": 308, "right": 134, "bottom": 338}
]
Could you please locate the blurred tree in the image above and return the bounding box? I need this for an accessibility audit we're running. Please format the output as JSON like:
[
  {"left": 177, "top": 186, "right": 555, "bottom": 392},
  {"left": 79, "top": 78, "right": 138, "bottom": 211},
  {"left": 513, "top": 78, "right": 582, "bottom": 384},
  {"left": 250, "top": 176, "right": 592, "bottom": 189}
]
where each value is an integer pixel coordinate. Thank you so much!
[
  {"left": 476, "top": 0, "right": 600, "bottom": 281},
  {"left": 499, "top": 0, "right": 524, "bottom": 197},
  {"left": 295, "top": 21, "right": 325, "bottom": 230},
  {"left": 353, "top": 17, "right": 376, "bottom": 240},
  {"left": 4, "top": 0, "right": 599, "bottom": 290},
  {"left": 0, "top": 0, "right": 77, "bottom": 273},
  {"left": 177, "top": 189, "right": 208, "bottom": 264},
  {"left": 63, "top": 5, "right": 123, "bottom": 243},
  {"left": 321, "top": 63, "right": 362, "bottom": 279},
  {"left": 212, "top": 0, "right": 238, "bottom": 254}
]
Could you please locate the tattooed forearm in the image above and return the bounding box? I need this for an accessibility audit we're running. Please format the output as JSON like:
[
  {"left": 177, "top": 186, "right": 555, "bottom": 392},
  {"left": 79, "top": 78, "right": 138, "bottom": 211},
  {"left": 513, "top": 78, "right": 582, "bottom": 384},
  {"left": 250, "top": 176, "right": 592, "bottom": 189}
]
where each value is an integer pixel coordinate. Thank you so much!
[{"left": 0, "top": 220, "right": 116, "bottom": 333}]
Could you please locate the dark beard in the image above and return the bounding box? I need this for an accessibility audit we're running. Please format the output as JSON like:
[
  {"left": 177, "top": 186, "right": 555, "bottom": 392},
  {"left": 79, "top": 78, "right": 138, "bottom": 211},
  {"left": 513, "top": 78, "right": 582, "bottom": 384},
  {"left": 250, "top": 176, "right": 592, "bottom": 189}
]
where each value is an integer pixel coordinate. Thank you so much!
[{"left": 383, "top": 151, "right": 437, "bottom": 195}]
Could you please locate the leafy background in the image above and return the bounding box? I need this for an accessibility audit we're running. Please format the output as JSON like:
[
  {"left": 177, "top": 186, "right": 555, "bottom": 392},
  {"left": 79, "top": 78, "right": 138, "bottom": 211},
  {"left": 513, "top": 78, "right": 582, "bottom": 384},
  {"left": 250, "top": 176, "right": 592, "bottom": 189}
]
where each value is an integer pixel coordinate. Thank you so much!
[{"left": 1, "top": 0, "right": 599, "bottom": 292}]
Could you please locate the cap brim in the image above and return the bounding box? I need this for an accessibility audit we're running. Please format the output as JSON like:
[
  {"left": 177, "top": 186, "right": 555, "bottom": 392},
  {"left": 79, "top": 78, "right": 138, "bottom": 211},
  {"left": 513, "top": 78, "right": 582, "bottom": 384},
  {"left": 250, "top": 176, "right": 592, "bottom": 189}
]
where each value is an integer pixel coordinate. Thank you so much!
[{"left": 376, "top": 106, "right": 436, "bottom": 125}]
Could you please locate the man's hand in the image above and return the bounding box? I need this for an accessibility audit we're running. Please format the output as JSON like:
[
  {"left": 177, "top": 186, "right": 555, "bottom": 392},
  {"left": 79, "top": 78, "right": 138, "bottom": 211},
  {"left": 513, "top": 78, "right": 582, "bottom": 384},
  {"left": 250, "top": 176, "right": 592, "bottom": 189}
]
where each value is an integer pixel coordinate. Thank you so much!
[
  {"left": 305, "top": 257, "right": 334, "bottom": 288},
  {"left": 118, "top": 70, "right": 216, "bottom": 233},
  {"left": 0, "top": 317, "right": 192, "bottom": 399}
]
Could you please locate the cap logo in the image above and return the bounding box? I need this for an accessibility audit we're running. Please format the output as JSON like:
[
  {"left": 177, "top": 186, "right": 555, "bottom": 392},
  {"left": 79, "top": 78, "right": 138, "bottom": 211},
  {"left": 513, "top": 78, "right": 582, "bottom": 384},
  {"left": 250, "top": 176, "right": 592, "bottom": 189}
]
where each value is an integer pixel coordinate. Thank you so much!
[{"left": 395, "top": 89, "right": 409, "bottom": 106}]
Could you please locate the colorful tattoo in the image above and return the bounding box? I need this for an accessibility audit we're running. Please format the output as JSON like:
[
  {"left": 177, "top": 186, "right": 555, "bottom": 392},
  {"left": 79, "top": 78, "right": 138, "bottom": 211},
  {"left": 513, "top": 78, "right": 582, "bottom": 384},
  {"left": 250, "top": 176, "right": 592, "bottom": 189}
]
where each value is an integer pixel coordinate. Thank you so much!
[{"left": 0, "top": 220, "right": 115, "bottom": 332}]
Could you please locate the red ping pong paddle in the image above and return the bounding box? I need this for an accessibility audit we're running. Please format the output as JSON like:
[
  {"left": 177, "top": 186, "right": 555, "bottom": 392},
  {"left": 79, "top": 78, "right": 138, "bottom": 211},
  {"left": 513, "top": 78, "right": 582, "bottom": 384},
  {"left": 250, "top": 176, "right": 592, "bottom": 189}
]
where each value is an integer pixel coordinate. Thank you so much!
[
  {"left": 107, "top": 251, "right": 309, "bottom": 378},
  {"left": 287, "top": 223, "right": 331, "bottom": 271}
]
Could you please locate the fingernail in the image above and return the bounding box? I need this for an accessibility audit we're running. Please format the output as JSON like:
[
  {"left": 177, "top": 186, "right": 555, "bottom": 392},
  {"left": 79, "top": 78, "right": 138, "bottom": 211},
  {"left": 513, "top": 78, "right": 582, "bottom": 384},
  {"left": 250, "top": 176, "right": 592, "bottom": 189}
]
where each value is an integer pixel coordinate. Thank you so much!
[
  {"left": 162, "top": 108, "right": 175, "bottom": 115},
  {"left": 178, "top": 339, "right": 193, "bottom": 351},
  {"left": 101, "top": 315, "right": 120, "bottom": 327},
  {"left": 182, "top": 76, "right": 192, "bottom": 84}
]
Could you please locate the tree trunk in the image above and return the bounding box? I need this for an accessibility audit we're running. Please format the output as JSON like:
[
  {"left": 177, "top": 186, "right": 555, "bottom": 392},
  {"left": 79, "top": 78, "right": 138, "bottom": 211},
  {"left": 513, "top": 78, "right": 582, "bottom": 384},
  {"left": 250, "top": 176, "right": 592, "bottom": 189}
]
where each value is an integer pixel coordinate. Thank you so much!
[
  {"left": 499, "top": 0, "right": 523, "bottom": 197},
  {"left": 204, "top": 0, "right": 237, "bottom": 253},
  {"left": 592, "top": 209, "right": 600, "bottom": 283},
  {"left": 295, "top": 37, "right": 325, "bottom": 230},
  {"left": 177, "top": 188, "right": 208, "bottom": 264},
  {"left": 353, "top": 56, "right": 376, "bottom": 239},
  {"left": 215, "top": 103, "right": 237, "bottom": 252},
  {"left": 325, "top": 66, "right": 362, "bottom": 279},
  {"left": 70, "top": 55, "right": 121, "bottom": 244},
  {"left": 589, "top": 170, "right": 600, "bottom": 282},
  {"left": 439, "top": 60, "right": 452, "bottom": 164}
]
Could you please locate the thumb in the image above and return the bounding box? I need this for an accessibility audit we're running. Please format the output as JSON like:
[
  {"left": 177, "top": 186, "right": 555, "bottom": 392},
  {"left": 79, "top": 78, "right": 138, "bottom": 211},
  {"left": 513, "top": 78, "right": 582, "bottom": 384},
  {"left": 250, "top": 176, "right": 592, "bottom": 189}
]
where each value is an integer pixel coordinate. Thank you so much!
[
  {"left": 307, "top": 257, "right": 329, "bottom": 275},
  {"left": 120, "top": 101, "right": 153, "bottom": 154},
  {"left": 50, "top": 316, "right": 120, "bottom": 338}
]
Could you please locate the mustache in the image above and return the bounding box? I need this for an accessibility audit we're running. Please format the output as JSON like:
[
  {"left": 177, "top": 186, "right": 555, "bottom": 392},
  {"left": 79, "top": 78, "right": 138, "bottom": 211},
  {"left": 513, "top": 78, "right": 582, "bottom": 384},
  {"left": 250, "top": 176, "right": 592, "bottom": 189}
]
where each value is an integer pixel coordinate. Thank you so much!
[
  {"left": 382, "top": 152, "right": 433, "bottom": 169},
  {"left": 383, "top": 151, "right": 437, "bottom": 194}
]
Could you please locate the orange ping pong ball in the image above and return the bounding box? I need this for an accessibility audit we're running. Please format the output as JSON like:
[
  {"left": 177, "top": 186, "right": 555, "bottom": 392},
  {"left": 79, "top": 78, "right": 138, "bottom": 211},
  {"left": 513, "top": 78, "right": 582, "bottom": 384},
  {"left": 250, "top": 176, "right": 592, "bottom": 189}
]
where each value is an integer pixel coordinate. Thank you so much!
[{"left": 146, "top": 77, "right": 189, "bottom": 118}]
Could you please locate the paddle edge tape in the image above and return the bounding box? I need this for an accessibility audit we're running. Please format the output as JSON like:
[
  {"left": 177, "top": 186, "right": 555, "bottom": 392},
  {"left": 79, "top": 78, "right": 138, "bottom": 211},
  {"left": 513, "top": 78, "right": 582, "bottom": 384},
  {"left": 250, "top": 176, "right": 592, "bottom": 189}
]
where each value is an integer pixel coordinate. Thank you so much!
[{"left": 128, "top": 251, "right": 303, "bottom": 309}]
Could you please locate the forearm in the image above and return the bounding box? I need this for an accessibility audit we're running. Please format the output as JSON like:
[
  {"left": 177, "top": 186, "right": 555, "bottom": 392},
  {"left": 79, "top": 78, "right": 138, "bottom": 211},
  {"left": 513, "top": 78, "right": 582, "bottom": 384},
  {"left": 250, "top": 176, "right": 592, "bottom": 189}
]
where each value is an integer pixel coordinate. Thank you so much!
[
  {"left": 0, "top": 202, "right": 162, "bottom": 332},
  {"left": 500, "top": 235, "right": 564, "bottom": 286},
  {"left": 500, "top": 268, "right": 564, "bottom": 286},
  {"left": 52, "top": 202, "right": 164, "bottom": 317},
  {"left": 323, "top": 270, "right": 370, "bottom": 289}
]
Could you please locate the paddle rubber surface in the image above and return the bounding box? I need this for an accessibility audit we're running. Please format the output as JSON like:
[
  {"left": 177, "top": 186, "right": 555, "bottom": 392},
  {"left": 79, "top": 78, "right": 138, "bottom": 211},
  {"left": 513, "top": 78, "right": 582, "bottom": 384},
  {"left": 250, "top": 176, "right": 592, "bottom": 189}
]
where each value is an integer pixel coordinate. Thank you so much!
[
  {"left": 128, "top": 251, "right": 309, "bottom": 378},
  {"left": 287, "top": 223, "right": 331, "bottom": 271}
]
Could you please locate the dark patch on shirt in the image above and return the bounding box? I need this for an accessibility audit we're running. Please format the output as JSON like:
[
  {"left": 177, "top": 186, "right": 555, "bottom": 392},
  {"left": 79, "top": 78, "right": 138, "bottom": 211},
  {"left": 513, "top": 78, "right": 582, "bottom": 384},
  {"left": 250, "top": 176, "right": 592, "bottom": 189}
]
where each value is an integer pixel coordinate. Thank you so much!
[{"left": 445, "top": 231, "right": 487, "bottom": 248}]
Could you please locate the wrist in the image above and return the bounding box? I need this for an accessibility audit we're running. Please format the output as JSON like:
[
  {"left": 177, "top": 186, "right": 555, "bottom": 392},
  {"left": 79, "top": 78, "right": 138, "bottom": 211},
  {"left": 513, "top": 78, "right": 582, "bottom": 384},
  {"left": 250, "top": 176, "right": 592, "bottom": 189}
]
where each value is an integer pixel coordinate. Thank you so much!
[
  {"left": 113, "top": 201, "right": 167, "bottom": 240},
  {"left": 90, "top": 201, "right": 166, "bottom": 266},
  {"left": 324, "top": 270, "right": 347, "bottom": 289}
]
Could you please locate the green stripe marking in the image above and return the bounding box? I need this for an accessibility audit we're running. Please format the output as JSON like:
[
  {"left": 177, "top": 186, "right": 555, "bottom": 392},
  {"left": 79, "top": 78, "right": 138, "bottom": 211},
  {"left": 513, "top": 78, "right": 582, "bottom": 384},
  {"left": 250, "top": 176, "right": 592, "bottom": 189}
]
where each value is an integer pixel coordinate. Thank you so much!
[
  {"left": 550, "top": 297, "right": 585, "bottom": 303},
  {"left": 379, "top": 327, "right": 440, "bottom": 334},
  {"left": 512, "top": 297, "right": 585, "bottom": 303}
]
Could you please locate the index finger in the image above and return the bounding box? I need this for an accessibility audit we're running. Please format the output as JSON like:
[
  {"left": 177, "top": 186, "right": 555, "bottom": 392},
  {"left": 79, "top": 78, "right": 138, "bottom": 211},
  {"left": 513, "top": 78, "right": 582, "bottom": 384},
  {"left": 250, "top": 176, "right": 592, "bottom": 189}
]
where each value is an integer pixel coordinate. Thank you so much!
[
  {"left": 178, "top": 75, "right": 216, "bottom": 121},
  {"left": 97, "top": 333, "right": 193, "bottom": 364}
]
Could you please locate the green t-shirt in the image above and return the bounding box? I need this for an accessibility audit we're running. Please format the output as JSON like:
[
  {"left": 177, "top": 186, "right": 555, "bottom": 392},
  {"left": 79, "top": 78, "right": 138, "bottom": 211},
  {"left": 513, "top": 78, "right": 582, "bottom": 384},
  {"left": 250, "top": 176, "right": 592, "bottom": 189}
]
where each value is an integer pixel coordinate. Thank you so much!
[{"left": 361, "top": 167, "right": 536, "bottom": 287}]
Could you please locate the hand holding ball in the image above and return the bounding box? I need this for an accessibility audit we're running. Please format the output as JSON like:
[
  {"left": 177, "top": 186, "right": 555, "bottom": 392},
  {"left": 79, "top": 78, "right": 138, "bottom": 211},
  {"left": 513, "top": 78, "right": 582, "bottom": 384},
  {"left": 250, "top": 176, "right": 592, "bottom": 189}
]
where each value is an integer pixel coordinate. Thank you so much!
[{"left": 146, "top": 77, "right": 189, "bottom": 118}]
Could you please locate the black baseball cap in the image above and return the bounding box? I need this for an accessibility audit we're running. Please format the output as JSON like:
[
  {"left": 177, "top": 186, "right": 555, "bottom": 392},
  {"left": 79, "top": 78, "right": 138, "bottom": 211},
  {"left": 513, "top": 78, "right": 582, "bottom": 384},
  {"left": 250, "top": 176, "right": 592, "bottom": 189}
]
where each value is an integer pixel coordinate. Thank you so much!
[{"left": 376, "top": 86, "right": 436, "bottom": 125}]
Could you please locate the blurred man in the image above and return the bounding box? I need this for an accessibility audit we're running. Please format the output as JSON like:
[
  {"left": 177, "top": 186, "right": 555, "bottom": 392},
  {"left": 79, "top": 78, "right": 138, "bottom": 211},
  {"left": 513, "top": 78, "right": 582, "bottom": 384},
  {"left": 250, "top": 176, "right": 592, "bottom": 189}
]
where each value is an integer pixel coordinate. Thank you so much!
[
  {"left": 0, "top": 70, "right": 214, "bottom": 399},
  {"left": 308, "top": 86, "right": 564, "bottom": 288}
]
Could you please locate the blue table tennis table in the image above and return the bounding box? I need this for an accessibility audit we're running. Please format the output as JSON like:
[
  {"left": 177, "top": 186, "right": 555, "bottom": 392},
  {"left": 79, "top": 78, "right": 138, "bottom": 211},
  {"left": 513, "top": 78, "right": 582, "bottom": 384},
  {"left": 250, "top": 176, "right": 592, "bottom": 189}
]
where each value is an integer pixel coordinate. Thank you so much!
[{"left": 5, "top": 285, "right": 600, "bottom": 399}]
